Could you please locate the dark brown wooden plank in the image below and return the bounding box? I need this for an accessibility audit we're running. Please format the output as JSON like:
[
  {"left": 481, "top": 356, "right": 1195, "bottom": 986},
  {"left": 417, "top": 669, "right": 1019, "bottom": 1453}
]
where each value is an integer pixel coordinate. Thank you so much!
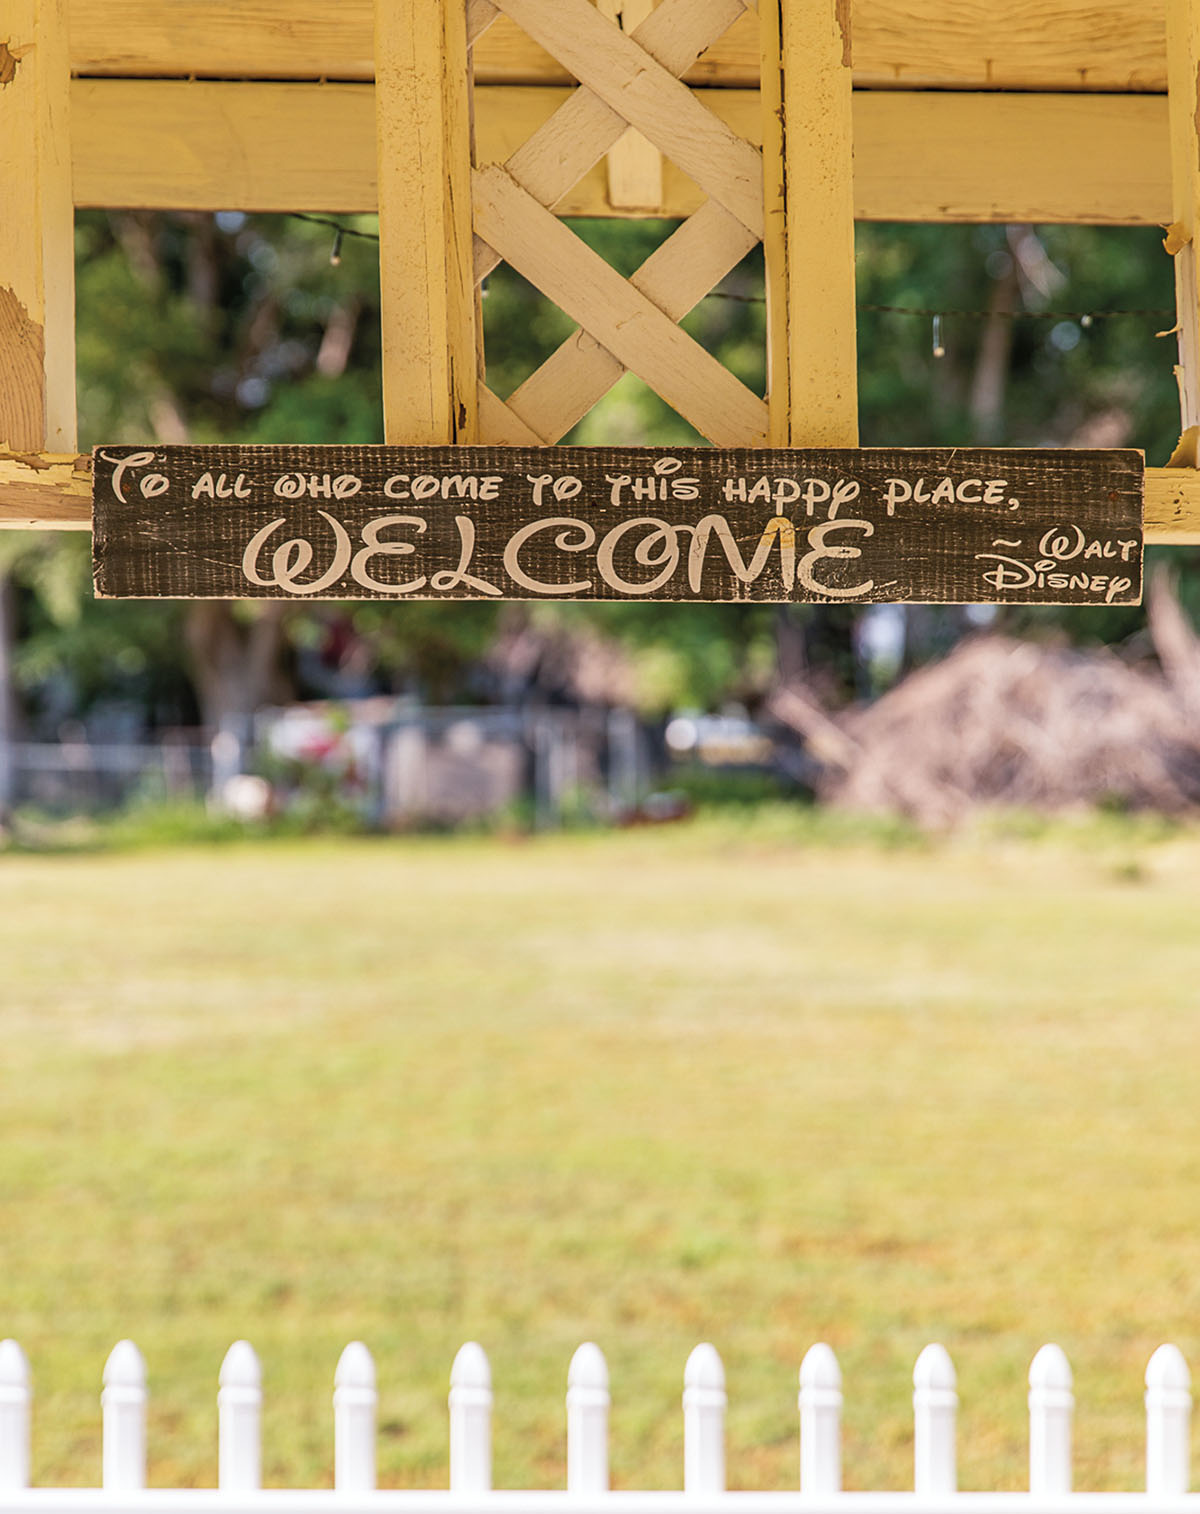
[{"left": 92, "top": 445, "right": 1144, "bottom": 605}]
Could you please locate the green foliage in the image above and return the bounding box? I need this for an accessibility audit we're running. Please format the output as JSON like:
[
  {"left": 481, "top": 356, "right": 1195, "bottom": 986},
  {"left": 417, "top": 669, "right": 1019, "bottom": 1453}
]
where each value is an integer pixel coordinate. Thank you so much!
[{"left": 9, "top": 212, "right": 1193, "bottom": 730}]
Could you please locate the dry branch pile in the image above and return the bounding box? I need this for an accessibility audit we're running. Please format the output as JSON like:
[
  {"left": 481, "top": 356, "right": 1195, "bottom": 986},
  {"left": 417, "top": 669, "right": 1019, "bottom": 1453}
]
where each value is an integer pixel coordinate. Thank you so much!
[{"left": 771, "top": 578, "right": 1200, "bottom": 826}]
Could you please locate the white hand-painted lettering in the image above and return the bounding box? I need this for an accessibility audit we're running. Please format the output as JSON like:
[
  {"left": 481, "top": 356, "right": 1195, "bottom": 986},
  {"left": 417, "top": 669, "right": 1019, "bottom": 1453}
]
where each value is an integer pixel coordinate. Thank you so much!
[
  {"left": 796, "top": 519, "right": 874, "bottom": 598},
  {"left": 882, "top": 476, "right": 1010, "bottom": 514},
  {"left": 682, "top": 514, "right": 796, "bottom": 593},
  {"left": 503, "top": 518, "right": 597, "bottom": 595},
  {"left": 528, "top": 473, "right": 583, "bottom": 508},
  {"left": 429, "top": 515, "right": 502, "bottom": 597},
  {"left": 349, "top": 515, "right": 427, "bottom": 595},
  {"left": 192, "top": 470, "right": 251, "bottom": 501},
  {"left": 100, "top": 449, "right": 169, "bottom": 502},
  {"left": 272, "top": 472, "right": 361, "bottom": 501},
  {"left": 595, "top": 517, "right": 680, "bottom": 595},
  {"left": 242, "top": 510, "right": 353, "bottom": 595}
]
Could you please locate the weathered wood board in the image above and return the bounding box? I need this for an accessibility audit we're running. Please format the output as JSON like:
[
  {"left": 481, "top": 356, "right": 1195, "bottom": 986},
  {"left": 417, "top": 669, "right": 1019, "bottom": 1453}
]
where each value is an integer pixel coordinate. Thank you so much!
[{"left": 93, "top": 445, "right": 1144, "bottom": 605}]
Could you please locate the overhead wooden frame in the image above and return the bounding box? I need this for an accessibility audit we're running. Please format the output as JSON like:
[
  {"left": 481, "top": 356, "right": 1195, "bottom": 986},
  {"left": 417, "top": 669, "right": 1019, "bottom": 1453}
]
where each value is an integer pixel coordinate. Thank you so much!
[{"left": 4, "top": 0, "right": 1200, "bottom": 542}]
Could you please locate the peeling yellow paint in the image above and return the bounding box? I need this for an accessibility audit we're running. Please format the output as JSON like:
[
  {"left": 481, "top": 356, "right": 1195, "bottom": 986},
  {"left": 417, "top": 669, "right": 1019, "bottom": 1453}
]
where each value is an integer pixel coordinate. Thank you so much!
[
  {"left": 1195, "top": 61, "right": 1200, "bottom": 171},
  {"left": 1166, "top": 424, "right": 1200, "bottom": 467},
  {"left": 1164, "top": 219, "right": 1192, "bottom": 254},
  {"left": 0, "top": 285, "right": 46, "bottom": 454},
  {"left": 0, "top": 40, "right": 31, "bottom": 86},
  {"left": 835, "top": 0, "right": 852, "bottom": 68}
]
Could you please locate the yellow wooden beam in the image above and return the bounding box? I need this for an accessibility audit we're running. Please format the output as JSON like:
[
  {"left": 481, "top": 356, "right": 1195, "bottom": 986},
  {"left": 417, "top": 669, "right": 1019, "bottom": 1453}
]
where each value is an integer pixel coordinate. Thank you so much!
[
  {"left": 65, "top": 0, "right": 1167, "bottom": 93},
  {"left": 1146, "top": 465, "right": 1200, "bottom": 542},
  {"left": 0, "top": 449, "right": 92, "bottom": 529},
  {"left": 70, "top": 82, "right": 1171, "bottom": 226},
  {"left": 1166, "top": 0, "right": 1200, "bottom": 440},
  {"left": 759, "top": 0, "right": 788, "bottom": 444},
  {"left": 6, "top": 461, "right": 1194, "bottom": 544},
  {"left": 765, "top": 0, "right": 858, "bottom": 446},
  {"left": 0, "top": 0, "right": 75, "bottom": 454},
  {"left": 374, "top": 0, "right": 478, "bottom": 443}
]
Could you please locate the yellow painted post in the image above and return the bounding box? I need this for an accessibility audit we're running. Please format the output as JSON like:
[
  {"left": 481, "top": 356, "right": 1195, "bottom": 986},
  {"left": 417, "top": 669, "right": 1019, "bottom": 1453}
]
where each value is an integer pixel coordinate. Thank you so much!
[
  {"left": 761, "top": 0, "right": 858, "bottom": 446},
  {"left": 374, "top": 0, "right": 478, "bottom": 443},
  {"left": 0, "top": 0, "right": 76, "bottom": 454},
  {"left": 1166, "top": 0, "right": 1200, "bottom": 443}
]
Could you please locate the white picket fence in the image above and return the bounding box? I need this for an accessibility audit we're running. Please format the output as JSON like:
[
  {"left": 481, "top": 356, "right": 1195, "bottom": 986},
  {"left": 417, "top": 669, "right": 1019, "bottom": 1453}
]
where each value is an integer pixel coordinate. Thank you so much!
[{"left": 0, "top": 1337, "right": 1194, "bottom": 1510}]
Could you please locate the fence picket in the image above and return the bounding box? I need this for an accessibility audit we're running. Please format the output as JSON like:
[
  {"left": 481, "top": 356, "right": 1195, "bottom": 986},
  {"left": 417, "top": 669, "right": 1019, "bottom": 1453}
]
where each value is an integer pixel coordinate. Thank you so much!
[
  {"left": 334, "top": 1342, "right": 377, "bottom": 1493},
  {"left": 799, "top": 1343, "right": 842, "bottom": 1494},
  {"left": 683, "top": 1344, "right": 726, "bottom": 1494},
  {"left": 1146, "top": 1344, "right": 1191, "bottom": 1495},
  {"left": 1029, "top": 1343, "right": 1073, "bottom": 1495},
  {"left": 218, "top": 1341, "right": 261, "bottom": 1492},
  {"left": 914, "top": 1344, "right": 957, "bottom": 1494},
  {"left": 0, "top": 1340, "right": 31, "bottom": 1491},
  {"left": 101, "top": 1340, "right": 146, "bottom": 1492},
  {"left": 567, "top": 1343, "right": 609, "bottom": 1494},
  {"left": 450, "top": 1343, "right": 492, "bottom": 1494},
  {"left": 7, "top": 1335, "right": 1195, "bottom": 1503}
]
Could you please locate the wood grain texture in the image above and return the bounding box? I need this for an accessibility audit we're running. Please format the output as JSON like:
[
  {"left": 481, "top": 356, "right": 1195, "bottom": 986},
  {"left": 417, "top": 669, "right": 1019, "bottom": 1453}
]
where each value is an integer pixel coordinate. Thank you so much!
[
  {"left": 0, "top": 448, "right": 92, "bottom": 528},
  {"left": 1146, "top": 465, "right": 1200, "bottom": 542},
  {"left": 0, "top": 0, "right": 75, "bottom": 453},
  {"left": 65, "top": 1, "right": 1167, "bottom": 92},
  {"left": 487, "top": 0, "right": 764, "bottom": 237},
  {"left": 16, "top": 457, "right": 1197, "bottom": 541},
  {"left": 595, "top": 0, "right": 663, "bottom": 211},
  {"left": 374, "top": 0, "right": 477, "bottom": 443},
  {"left": 490, "top": 202, "right": 757, "bottom": 444},
  {"left": 759, "top": 0, "right": 789, "bottom": 445},
  {"left": 1166, "top": 0, "right": 1200, "bottom": 434},
  {"left": 768, "top": 0, "right": 858, "bottom": 446},
  {"left": 70, "top": 84, "right": 1170, "bottom": 226},
  {"left": 92, "top": 445, "right": 1143, "bottom": 605},
  {"left": 473, "top": 165, "right": 769, "bottom": 446},
  {"left": 471, "top": 0, "right": 746, "bottom": 284}
]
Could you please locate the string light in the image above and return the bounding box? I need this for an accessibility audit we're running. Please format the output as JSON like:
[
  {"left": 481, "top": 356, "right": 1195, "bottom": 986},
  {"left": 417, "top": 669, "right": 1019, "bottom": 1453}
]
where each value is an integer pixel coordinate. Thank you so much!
[{"left": 279, "top": 212, "right": 1174, "bottom": 326}]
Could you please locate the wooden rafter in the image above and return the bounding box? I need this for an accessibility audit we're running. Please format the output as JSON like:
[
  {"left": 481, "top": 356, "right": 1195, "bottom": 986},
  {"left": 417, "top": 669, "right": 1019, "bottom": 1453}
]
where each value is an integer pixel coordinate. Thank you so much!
[
  {"left": 12, "top": 459, "right": 1198, "bottom": 545},
  {"left": 374, "top": 0, "right": 478, "bottom": 443},
  {"left": 67, "top": 84, "right": 1173, "bottom": 227},
  {"left": 64, "top": 0, "right": 1169, "bottom": 93},
  {"left": 0, "top": 0, "right": 75, "bottom": 456},
  {"left": 761, "top": 0, "right": 857, "bottom": 446},
  {"left": 1167, "top": 0, "right": 1200, "bottom": 441}
]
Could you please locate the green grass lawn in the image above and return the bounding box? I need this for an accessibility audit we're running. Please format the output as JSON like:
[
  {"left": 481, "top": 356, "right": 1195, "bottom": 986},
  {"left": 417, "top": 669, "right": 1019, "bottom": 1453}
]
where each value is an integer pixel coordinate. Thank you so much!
[{"left": 2, "top": 816, "right": 1199, "bottom": 1493}]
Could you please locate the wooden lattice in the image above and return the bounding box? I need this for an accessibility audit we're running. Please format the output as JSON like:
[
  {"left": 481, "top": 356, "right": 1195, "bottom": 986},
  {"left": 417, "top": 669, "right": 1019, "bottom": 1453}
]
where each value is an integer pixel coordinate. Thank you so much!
[
  {"left": 6, "top": 0, "right": 1200, "bottom": 537},
  {"left": 466, "top": 0, "right": 769, "bottom": 447}
]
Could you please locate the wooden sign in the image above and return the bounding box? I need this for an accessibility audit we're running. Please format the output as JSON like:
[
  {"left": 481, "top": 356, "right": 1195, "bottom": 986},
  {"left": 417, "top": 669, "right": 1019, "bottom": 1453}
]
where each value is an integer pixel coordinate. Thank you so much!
[{"left": 92, "top": 445, "right": 1144, "bottom": 605}]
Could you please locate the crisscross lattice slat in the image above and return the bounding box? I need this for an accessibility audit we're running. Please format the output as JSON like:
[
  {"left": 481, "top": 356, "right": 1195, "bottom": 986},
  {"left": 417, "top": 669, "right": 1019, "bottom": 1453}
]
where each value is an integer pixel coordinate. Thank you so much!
[
  {"left": 475, "top": 163, "right": 769, "bottom": 446},
  {"left": 474, "top": 0, "right": 766, "bottom": 446},
  {"left": 489, "top": 0, "right": 763, "bottom": 236},
  {"left": 472, "top": 0, "right": 751, "bottom": 284},
  {"left": 501, "top": 201, "right": 757, "bottom": 443}
]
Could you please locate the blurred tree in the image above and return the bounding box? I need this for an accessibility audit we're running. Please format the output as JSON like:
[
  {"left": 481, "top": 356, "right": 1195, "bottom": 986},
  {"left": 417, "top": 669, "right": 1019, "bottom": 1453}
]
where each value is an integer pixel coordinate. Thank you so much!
[{"left": 5, "top": 209, "right": 1189, "bottom": 734}]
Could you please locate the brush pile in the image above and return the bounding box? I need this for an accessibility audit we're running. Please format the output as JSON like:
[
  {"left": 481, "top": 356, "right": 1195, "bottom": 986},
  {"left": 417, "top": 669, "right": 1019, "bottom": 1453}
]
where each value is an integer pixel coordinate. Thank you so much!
[{"left": 771, "top": 575, "right": 1200, "bottom": 825}]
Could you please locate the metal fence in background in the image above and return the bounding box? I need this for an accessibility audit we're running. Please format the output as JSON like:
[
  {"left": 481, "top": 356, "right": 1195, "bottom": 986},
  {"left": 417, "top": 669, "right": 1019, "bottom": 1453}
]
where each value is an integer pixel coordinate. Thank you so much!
[
  {"left": 0, "top": 705, "right": 664, "bottom": 829},
  {"left": 4, "top": 740, "right": 211, "bottom": 815}
]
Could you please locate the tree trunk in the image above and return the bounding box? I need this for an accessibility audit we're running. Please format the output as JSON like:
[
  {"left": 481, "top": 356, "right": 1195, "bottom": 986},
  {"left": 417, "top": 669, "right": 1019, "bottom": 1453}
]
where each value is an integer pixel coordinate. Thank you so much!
[{"left": 184, "top": 601, "right": 290, "bottom": 746}]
